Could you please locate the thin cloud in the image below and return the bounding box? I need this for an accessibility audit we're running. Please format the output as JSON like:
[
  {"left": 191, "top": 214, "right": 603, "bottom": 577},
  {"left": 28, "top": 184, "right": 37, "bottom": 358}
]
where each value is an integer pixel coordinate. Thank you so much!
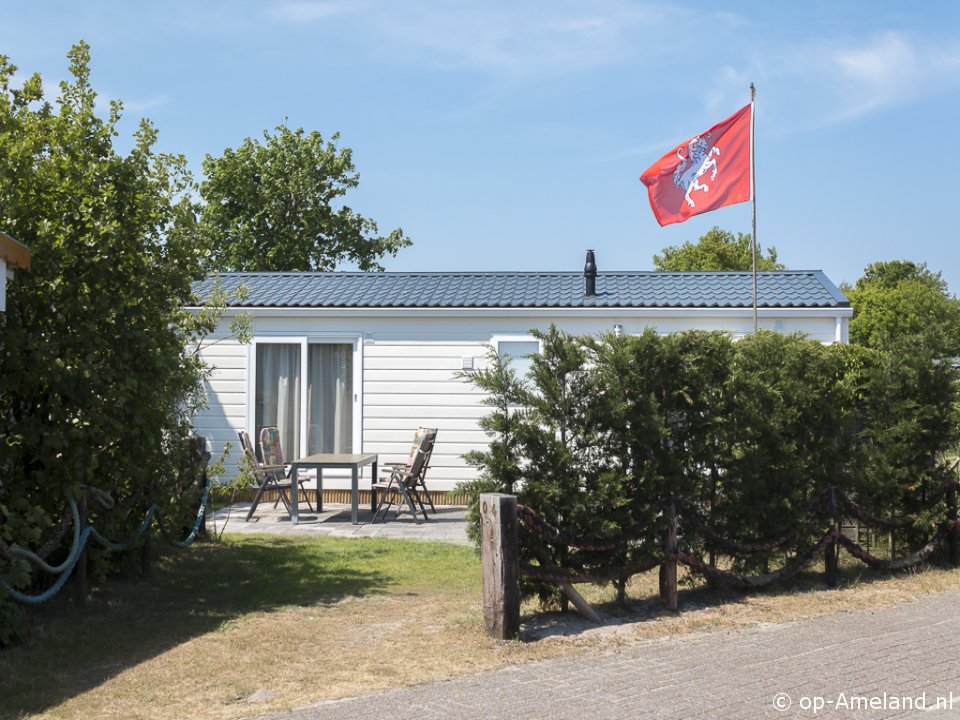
[
  {"left": 704, "top": 32, "right": 960, "bottom": 135},
  {"left": 829, "top": 32, "right": 960, "bottom": 121},
  {"left": 600, "top": 136, "right": 688, "bottom": 163},
  {"left": 121, "top": 94, "right": 172, "bottom": 114},
  {"left": 269, "top": 0, "right": 686, "bottom": 80},
  {"left": 268, "top": 1, "right": 359, "bottom": 23}
]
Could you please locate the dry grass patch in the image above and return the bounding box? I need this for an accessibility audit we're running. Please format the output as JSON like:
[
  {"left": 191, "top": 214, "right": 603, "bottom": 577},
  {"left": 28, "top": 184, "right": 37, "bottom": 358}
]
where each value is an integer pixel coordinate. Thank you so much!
[
  {"left": 2, "top": 535, "right": 959, "bottom": 720},
  {"left": 524, "top": 557, "right": 960, "bottom": 647}
]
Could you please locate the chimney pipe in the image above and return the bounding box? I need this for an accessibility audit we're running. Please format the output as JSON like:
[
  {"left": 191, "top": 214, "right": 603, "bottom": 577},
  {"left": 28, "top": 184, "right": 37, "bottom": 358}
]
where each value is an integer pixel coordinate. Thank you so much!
[{"left": 584, "top": 249, "right": 597, "bottom": 297}]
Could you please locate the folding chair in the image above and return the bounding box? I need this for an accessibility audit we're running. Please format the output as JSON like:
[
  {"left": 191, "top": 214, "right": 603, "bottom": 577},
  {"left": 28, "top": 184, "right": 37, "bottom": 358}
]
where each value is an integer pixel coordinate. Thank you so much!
[
  {"left": 371, "top": 428, "right": 438, "bottom": 517},
  {"left": 410, "top": 428, "right": 438, "bottom": 513},
  {"left": 371, "top": 446, "right": 431, "bottom": 523},
  {"left": 259, "top": 426, "right": 315, "bottom": 512},
  {"left": 238, "top": 430, "right": 297, "bottom": 521}
]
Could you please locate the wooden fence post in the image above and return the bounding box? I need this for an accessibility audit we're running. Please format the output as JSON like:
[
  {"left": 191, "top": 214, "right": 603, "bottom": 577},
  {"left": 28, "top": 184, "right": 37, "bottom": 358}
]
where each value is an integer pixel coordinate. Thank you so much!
[
  {"left": 480, "top": 493, "right": 520, "bottom": 640},
  {"left": 660, "top": 500, "right": 678, "bottom": 612},
  {"left": 141, "top": 480, "right": 154, "bottom": 580},
  {"left": 74, "top": 493, "right": 88, "bottom": 607},
  {"left": 948, "top": 485, "right": 959, "bottom": 568},
  {"left": 824, "top": 487, "right": 839, "bottom": 588}
]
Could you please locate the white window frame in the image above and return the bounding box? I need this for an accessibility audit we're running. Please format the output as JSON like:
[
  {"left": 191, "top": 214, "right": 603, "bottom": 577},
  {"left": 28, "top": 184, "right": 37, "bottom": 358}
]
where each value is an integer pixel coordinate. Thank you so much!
[
  {"left": 491, "top": 333, "right": 542, "bottom": 362},
  {"left": 490, "top": 334, "right": 543, "bottom": 396},
  {"left": 246, "top": 333, "right": 363, "bottom": 457}
]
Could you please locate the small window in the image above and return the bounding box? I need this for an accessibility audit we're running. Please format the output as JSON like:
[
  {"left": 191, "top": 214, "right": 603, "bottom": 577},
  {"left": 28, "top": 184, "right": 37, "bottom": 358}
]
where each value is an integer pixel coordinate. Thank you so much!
[{"left": 497, "top": 340, "right": 540, "bottom": 381}]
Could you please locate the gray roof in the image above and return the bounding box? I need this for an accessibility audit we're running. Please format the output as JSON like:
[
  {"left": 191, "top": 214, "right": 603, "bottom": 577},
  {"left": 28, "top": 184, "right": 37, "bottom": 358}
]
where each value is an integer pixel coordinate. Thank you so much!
[{"left": 191, "top": 271, "right": 849, "bottom": 309}]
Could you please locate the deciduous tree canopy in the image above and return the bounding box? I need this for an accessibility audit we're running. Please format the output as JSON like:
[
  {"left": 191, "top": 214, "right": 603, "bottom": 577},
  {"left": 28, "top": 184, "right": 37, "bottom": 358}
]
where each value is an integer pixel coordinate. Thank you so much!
[
  {"left": 198, "top": 126, "right": 410, "bottom": 272},
  {"left": 653, "top": 227, "right": 784, "bottom": 272},
  {"left": 844, "top": 260, "right": 960, "bottom": 357}
]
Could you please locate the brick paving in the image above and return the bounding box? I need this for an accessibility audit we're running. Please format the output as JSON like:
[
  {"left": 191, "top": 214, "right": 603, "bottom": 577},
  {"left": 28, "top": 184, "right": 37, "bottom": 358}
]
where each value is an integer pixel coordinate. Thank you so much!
[{"left": 259, "top": 587, "right": 960, "bottom": 720}]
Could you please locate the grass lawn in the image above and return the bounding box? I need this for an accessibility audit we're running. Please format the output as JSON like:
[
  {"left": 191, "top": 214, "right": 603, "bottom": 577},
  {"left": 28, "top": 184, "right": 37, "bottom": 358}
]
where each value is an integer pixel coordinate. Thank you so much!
[
  {"left": 2, "top": 535, "right": 959, "bottom": 720},
  {"left": 0, "top": 536, "right": 494, "bottom": 720}
]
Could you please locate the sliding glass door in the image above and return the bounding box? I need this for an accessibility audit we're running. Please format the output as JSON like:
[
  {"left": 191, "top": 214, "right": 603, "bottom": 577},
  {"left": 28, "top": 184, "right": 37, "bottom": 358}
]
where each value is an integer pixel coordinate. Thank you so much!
[
  {"left": 306, "top": 344, "right": 353, "bottom": 454},
  {"left": 253, "top": 340, "right": 355, "bottom": 460},
  {"left": 255, "top": 344, "right": 301, "bottom": 458}
]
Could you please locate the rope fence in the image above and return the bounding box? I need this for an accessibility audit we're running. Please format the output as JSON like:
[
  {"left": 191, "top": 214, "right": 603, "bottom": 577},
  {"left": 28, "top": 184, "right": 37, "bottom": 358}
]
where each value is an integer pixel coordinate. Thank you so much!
[
  {"left": 516, "top": 503, "right": 658, "bottom": 552},
  {"left": 481, "top": 477, "right": 960, "bottom": 634},
  {"left": 1, "top": 448, "right": 211, "bottom": 605}
]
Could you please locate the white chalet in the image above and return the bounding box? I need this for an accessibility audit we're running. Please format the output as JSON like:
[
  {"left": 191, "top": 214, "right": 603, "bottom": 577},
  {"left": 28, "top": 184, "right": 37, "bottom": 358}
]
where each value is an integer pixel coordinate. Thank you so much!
[{"left": 189, "top": 256, "right": 852, "bottom": 496}]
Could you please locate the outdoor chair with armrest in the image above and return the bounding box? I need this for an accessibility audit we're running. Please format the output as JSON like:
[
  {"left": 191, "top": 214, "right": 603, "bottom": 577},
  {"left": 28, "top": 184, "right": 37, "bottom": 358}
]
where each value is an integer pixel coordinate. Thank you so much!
[
  {"left": 238, "top": 430, "right": 296, "bottom": 521},
  {"left": 371, "top": 445, "right": 431, "bottom": 523},
  {"left": 371, "top": 427, "right": 438, "bottom": 515},
  {"left": 258, "top": 426, "right": 315, "bottom": 512}
]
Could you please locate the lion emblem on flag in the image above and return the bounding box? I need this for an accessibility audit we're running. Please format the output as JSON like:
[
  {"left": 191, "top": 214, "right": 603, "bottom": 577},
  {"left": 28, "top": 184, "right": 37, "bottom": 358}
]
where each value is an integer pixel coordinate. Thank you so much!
[{"left": 673, "top": 133, "right": 720, "bottom": 208}]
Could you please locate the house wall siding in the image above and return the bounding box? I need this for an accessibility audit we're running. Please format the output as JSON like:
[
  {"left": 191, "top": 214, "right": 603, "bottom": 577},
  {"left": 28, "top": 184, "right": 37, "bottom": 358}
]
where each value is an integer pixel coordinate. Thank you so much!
[
  {"left": 193, "top": 309, "right": 848, "bottom": 491},
  {"left": 194, "top": 340, "right": 248, "bottom": 475}
]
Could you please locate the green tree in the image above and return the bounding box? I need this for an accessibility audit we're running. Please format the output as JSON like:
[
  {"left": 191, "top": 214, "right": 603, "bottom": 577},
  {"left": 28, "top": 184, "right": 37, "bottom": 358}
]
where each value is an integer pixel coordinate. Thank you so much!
[
  {"left": 856, "top": 260, "right": 947, "bottom": 291},
  {"left": 653, "top": 227, "right": 784, "bottom": 272},
  {"left": 461, "top": 326, "right": 958, "bottom": 600},
  {"left": 844, "top": 261, "right": 960, "bottom": 357},
  {"left": 0, "top": 43, "right": 214, "bottom": 643},
  {"left": 198, "top": 125, "right": 410, "bottom": 272}
]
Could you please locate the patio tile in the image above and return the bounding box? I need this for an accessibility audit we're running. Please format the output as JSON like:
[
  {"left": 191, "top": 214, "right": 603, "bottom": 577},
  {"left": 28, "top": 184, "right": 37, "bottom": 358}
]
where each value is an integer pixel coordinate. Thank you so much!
[{"left": 208, "top": 502, "right": 470, "bottom": 545}]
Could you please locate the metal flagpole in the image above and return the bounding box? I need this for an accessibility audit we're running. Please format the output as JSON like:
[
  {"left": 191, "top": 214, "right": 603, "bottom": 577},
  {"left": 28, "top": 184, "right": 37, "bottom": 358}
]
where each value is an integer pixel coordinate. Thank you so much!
[{"left": 750, "top": 83, "right": 758, "bottom": 334}]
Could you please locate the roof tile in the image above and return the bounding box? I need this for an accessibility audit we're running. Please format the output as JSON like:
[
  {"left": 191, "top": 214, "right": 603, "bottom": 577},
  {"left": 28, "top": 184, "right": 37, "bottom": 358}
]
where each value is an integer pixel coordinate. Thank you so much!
[{"left": 191, "top": 271, "right": 849, "bottom": 309}]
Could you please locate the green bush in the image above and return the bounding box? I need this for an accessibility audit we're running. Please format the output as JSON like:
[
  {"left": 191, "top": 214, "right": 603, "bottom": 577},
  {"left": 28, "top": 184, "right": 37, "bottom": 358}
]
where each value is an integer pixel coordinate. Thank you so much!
[
  {"left": 0, "top": 44, "right": 213, "bottom": 643},
  {"left": 461, "top": 326, "right": 959, "bottom": 604}
]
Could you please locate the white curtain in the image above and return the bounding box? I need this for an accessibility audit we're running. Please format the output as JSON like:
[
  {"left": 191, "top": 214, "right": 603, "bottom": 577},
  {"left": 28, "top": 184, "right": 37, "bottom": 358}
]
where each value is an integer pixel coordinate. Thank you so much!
[
  {"left": 255, "top": 344, "right": 301, "bottom": 459},
  {"left": 307, "top": 344, "right": 353, "bottom": 454}
]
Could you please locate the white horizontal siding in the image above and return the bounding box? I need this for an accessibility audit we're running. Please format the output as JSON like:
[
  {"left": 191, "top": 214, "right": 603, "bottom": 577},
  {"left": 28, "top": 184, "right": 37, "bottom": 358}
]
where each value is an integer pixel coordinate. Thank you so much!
[
  {"left": 365, "top": 355, "right": 477, "bottom": 370},
  {"left": 192, "top": 340, "right": 248, "bottom": 476},
  {"left": 363, "top": 394, "right": 488, "bottom": 407},
  {"left": 364, "top": 416, "right": 488, "bottom": 431},
  {"left": 364, "top": 368, "right": 472, "bottom": 382},
  {"left": 361, "top": 341, "right": 492, "bottom": 491},
  {"left": 366, "top": 428, "right": 487, "bottom": 444},
  {"left": 363, "top": 381, "right": 485, "bottom": 396},
  {"left": 364, "top": 342, "right": 485, "bottom": 357},
  {"left": 363, "top": 405, "right": 490, "bottom": 419},
  {"left": 199, "top": 344, "right": 247, "bottom": 367},
  {"left": 207, "top": 368, "right": 246, "bottom": 381}
]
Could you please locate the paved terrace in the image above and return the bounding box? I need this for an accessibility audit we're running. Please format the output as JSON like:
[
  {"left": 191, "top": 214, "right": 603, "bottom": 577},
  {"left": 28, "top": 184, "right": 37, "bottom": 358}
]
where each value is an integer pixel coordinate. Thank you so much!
[{"left": 208, "top": 502, "right": 470, "bottom": 545}]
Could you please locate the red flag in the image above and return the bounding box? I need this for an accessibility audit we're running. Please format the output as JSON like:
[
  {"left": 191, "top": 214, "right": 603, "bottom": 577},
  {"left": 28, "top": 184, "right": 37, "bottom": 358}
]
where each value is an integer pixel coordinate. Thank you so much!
[{"left": 640, "top": 103, "right": 752, "bottom": 226}]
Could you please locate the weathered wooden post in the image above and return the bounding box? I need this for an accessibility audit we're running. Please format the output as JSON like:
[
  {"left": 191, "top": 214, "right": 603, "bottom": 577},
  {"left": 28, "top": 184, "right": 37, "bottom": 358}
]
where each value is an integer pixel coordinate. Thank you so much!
[
  {"left": 141, "top": 480, "right": 154, "bottom": 580},
  {"left": 74, "top": 493, "right": 88, "bottom": 607},
  {"left": 824, "top": 487, "right": 839, "bottom": 588},
  {"left": 480, "top": 493, "right": 520, "bottom": 640},
  {"left": 948, "top": 484, "right": 959, "bottom": 568},
  {"left": 659, "top": 500, "right": 678, "bottom": 612},
  {"left": 196, "top": 439, "right": 211, "bottom": 541}
]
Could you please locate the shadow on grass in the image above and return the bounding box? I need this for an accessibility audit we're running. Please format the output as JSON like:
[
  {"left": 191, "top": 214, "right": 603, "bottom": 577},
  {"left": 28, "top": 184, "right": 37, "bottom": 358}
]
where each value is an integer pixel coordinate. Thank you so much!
[
  {"left": 0, "top": 535, "right": 404, "bottom": 718},
  {"left": 521, "top": 559, "right": 960, "bottom": 641}
]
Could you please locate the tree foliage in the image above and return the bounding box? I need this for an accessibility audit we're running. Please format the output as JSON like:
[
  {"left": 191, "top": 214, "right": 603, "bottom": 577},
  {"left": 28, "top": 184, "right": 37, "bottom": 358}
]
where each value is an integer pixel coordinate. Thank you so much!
[
  {"left": 844, "top": 260, "right": 960, "bottom": 358},
  {"left": 0, "top": 43, "right": 215, "bottom": 643},
  {"left": 653, "top": 227, "right": 784, "bottom": 272},
  {"left": 198, "top": 125, "right": 411, "bottom": 272}
]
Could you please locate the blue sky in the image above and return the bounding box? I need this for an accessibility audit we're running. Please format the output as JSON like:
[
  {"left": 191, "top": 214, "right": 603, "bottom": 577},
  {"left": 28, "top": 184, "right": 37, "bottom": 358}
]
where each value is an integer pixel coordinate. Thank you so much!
[{"left": 3, "top": 1, "right": 959, "bottom": 292}]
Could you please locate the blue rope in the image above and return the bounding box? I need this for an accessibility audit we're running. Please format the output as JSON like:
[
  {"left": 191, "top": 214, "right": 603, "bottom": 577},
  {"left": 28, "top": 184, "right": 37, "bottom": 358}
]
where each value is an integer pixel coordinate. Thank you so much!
[
  {"left": 1, "top": 472, "right": 211, "bottom": 604},
  {"left": 1, "top": 529, "right": 93, "bottom": 604},
  {"left": 5, "top": 498, "right": 83, "bottom": 575},
  {"left": 162, "top": 479, "right": 211, "bottom": 548}
]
